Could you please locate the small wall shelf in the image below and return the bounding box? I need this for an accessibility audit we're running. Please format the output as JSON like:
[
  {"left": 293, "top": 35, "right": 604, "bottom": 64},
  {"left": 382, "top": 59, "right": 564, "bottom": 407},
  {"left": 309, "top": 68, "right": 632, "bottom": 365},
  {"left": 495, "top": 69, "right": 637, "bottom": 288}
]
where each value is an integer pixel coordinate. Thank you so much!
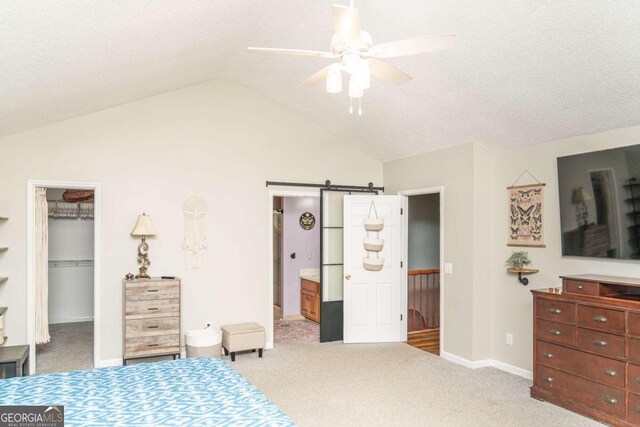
[{"left": 507, "top": 268, "right": 539, "bottom": 286}]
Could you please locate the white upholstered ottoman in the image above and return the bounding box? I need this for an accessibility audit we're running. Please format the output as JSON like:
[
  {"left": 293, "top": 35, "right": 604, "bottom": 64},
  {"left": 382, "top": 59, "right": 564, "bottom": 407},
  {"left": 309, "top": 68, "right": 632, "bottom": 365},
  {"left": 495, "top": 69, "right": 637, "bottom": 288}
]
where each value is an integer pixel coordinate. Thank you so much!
[{"left": 221, "top": 322, "right": 265, "bottom": 362}]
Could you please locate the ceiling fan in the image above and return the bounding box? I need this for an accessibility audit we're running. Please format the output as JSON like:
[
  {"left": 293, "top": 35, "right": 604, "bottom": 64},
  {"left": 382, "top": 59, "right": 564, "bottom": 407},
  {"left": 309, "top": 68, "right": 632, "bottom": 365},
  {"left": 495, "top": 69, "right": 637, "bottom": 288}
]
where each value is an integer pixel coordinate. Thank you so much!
[{"left": 248, "top": 1, "right": 457, "bottom": 115}]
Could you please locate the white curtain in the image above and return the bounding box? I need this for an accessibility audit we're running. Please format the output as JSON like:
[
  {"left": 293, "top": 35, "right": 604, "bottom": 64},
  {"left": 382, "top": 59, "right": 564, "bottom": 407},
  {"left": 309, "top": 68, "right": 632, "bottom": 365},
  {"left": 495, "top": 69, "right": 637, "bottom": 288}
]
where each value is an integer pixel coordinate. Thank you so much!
[{"left": 35, "top": 187, "right": 50, "bottom": 344}]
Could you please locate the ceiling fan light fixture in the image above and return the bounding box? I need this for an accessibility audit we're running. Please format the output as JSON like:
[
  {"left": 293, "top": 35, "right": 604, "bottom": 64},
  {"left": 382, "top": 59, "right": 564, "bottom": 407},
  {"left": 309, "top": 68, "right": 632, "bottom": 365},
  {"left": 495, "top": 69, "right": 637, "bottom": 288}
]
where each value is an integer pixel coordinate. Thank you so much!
[
  {"left": 348, "top": 75, "right": 364, "bottom": 98},
  {"left": 326, "top": 63, "right": 343, "bottom": 94}
]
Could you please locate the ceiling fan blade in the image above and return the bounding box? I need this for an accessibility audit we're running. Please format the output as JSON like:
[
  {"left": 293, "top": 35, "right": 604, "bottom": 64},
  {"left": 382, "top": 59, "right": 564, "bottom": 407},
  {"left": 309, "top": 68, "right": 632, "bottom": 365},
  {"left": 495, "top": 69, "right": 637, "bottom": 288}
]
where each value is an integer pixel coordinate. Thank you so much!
[
  {"left": 369, "top": 34, "right": 457, "bottom": 58},
  {"left": 332, "top": 4, "right": 362, "bottom": 45},
  {"left": 247, "top": 47, "right": 337, "bottom": 59},
  {"left": 368, "top": 59, "right": 412, "bottom": 85},
  {"left": 299, "top": 66, "right": 333, "bottom": 87}
]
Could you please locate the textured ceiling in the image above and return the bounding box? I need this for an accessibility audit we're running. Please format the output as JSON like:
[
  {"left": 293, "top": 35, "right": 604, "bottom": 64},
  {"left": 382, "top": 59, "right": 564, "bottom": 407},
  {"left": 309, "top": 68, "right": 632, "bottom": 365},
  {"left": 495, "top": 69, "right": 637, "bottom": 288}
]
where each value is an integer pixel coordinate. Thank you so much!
[{"left": 3, "top": 1, "right": 640, "bottom": 160}]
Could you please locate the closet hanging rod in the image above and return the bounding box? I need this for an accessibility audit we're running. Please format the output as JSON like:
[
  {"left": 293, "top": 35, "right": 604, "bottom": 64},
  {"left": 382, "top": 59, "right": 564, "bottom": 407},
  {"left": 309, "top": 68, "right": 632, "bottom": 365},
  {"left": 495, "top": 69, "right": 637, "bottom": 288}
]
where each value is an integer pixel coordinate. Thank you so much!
[{"left": 266, "top": 180, "right": 384, "bottom": 191}]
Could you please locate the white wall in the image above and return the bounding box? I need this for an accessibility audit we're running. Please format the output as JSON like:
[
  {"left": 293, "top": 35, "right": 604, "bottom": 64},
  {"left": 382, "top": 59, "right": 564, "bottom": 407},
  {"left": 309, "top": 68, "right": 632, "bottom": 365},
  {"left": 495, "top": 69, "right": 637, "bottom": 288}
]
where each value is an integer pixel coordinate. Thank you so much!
[
  {"left": 407, "top": 194, "right": 440, "bottom": 270},
  {"left": 0, "top": 80, "right": 382, "bottom": 363},
  {"left": 282, "top": 197, "right": 319, "bottom": 316},
  {"left": 48, "top": 218, "right": 95, "bottom": 324}
]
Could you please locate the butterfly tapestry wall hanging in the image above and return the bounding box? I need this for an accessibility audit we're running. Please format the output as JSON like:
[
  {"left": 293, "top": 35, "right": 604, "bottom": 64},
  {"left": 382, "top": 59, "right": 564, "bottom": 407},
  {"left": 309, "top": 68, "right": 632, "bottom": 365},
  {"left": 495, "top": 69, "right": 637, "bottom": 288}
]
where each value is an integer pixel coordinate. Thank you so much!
[{"left": 507, "top": 171, "right": 545, "bottom": 247}]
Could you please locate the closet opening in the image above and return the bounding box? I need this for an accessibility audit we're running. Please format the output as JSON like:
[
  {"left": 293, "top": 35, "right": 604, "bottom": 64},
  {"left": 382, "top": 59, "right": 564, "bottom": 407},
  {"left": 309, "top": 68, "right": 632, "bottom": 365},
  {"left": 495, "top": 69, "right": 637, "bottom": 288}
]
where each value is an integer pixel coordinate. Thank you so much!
[
  {"left": 272, "top": 194, "right": 320, "bottom": 345},
  {"left": 27, "top": 180, "right": 101, "bottom": 374}
]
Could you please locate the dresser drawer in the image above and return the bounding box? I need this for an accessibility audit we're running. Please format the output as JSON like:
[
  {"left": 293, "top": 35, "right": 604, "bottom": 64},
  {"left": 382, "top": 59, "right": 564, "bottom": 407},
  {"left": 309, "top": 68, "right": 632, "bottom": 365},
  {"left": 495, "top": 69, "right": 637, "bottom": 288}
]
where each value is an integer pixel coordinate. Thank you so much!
[
  {"left": 535, "top": 365, "right": 625, "bottom": 418},
  {"left": 125, "top": 334, "right": 179, "bottom": 358},
  {"left": 125, "top": 281, "right": 180, "bottom": 301},
  {"left": 577, "top": 305, "right": 625, "bottom": 334},
  {"left": 536, "top": 298, "right": 575, "bottom": 324},
  {"left": 536, "top": 319, "right": 576, "bottom": 346},
  {"left": 629, "top": 312, "right": 640, "bottom": 337},
  {"left": 125, "top": 317, "right": 179, "bottom": 338},
  {"left": 576, "top": 328, "right": 625, "bottom": 359},
  {"left": 564, "top": 279, "right": 599, "bottom": 296},
  {"left": 125, "top": 299, "right": 179, "bottom": 319},
  {"left": 536, "top": 340, "right": 625, "bottom": 388},
  {"left": 629, "top": 393, "right": 640, "bottom": 424},
  {"left": 629, "top": 339, "right": 640, "bottom": 364},
  {"left": 628, "top": 364, "right": 640, "bottom": 395}
]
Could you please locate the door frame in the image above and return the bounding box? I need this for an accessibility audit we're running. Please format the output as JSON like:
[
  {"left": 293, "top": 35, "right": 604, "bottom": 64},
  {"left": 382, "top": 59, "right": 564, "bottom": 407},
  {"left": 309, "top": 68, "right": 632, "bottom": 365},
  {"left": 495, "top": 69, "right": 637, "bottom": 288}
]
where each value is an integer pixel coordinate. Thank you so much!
[
  {"left": 267, "top": 189, "right": 319, "bottom": 348},
  {"left": 398, "top": 186, "right": 445, "bottom": 352},
  {"left": 27, "top": 179, "right": 101, "bottom": 374}
]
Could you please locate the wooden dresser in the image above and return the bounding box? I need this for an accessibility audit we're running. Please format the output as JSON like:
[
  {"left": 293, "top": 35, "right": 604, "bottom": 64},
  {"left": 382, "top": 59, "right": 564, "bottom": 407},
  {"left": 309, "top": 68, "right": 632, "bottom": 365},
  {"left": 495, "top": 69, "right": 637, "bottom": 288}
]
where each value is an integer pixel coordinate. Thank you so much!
[
  {"left": 531, "top": 274, "right": 640, "bottom": 426},
  {"left": 123, "top": 278, "right": 180, "bottom": 364},
  {"left": 300, "top": 278, "right": 320, "bottom": 323}
]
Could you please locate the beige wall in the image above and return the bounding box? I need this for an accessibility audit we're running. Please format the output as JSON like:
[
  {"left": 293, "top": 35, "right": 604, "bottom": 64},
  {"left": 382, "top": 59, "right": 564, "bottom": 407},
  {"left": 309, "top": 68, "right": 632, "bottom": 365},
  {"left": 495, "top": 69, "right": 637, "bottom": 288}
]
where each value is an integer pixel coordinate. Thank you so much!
[
  {"left": 386, "top": 126, "right": 640, "bottom": 371},
  {"left": 0, "top": 80, "right": 382, "bottom": 363},
  {"left": 491, "top": 126, "right": 640, "bottom": 371},
  {"left": 384, "top": 143, "right": 477, "bottom": 360}
]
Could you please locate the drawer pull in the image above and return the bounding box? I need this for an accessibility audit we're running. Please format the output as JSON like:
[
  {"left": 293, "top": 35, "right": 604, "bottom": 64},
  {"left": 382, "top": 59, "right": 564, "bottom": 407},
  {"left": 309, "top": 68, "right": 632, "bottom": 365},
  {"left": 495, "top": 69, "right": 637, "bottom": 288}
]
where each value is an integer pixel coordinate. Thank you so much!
[
  {"left": 577, "top": 285, "right": 584, "bottom": 289},
  {"left": 636, "top": 407, "right": 640, "bottom": 414},
  {"left": 549, "top": 329, "right": 561, "bottom": 336},
  {"left": 593, "top": 339, "right": 607, "bottom": 347},
  {"left": 549, "top": 308, "right": 561, "bottom": 314},
  {"left": 604, "top": 369, "right": 617, "bottom": 377},
  {"left": 593, "top": 315, "right": 608, "bottom": 323},
  {"left": 147, "top": 344, "right": 159, "bottom": 347},
  {"left": 603, "top": 395, "right": 618, "bottom": 405},
  {"left": 147, "top": 308, "right": 159, "bottom": 311},
  {"left": 147, "top": 289, "right": 159, "bottom": 293},
  {"left": 542, "top": 376, "right": 553, "bottom": 382},
  {"left": 636, "top": 376, "right": 640, "bottom": 384},
  {"left": 543, "top": 352, "right": 554, "bottom": 358},
  {"left": 147, "top": 326, "right": 159, "bottom": 329}
]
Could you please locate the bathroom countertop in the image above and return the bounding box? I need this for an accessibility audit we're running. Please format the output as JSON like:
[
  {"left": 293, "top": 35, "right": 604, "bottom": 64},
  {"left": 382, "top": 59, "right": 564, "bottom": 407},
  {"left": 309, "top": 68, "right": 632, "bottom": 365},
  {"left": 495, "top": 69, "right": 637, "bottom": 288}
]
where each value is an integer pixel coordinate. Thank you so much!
[{"left": 300, "top": 274, "right": 320, "bottom": 283}]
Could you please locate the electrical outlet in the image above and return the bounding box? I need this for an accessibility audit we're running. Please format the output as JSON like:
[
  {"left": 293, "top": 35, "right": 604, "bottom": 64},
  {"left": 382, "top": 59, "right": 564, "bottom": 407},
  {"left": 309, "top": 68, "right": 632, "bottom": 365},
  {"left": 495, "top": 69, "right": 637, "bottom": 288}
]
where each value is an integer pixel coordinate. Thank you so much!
[
  {"left": 506, "top": 333, "right": 513, "bottom": 346},
  {"left": 444, "top": 263, "right": 453, "bottom": 274}
]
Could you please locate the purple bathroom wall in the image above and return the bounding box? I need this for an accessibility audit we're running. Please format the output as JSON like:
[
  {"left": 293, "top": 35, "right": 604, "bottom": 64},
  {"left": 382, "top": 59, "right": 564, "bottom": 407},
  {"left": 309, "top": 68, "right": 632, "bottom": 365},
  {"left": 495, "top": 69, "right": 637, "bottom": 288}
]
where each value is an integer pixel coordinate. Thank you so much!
[{"left": 282, "top": 197, "right": 320, "bottom": 316}]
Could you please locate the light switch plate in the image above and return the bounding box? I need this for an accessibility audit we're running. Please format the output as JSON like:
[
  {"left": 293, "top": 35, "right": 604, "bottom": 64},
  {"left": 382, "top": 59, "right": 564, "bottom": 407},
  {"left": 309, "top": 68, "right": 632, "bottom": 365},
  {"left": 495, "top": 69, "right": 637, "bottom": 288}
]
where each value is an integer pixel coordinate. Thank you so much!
[{"left": 444, "top": 263, "right": 453, "bottom": 274}]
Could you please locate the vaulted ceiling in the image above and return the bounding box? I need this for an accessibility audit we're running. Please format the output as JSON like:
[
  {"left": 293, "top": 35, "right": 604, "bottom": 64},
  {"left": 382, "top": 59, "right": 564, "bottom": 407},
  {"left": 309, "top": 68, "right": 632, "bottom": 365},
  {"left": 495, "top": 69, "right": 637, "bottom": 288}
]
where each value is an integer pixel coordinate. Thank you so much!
[{"left": 3, "top": 1, "right": 640, "bottom": 160}]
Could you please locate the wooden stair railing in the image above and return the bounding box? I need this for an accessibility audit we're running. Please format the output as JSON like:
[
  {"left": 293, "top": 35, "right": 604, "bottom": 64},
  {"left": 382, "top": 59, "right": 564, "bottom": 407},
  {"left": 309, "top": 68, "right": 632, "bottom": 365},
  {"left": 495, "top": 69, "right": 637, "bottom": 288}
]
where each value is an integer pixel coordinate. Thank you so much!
[{"left": 407, "top": 269, "right": 440, "bottom": 332}]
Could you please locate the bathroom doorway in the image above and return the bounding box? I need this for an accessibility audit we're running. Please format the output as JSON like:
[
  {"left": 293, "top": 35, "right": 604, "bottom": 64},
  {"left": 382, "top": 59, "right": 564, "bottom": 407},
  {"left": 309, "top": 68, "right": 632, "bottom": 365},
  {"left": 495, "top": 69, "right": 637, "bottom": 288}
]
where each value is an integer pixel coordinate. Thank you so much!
[{"left": 270, "top": 193, "right": 320, "bottom": 345}]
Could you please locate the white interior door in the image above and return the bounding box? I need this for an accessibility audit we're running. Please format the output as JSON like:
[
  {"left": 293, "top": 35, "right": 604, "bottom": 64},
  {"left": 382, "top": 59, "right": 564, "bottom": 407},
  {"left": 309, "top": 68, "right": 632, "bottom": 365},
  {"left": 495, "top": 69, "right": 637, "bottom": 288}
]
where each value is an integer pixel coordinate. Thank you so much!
[{"left": 343, "top": 195, "right": 404, "bottom": 343}]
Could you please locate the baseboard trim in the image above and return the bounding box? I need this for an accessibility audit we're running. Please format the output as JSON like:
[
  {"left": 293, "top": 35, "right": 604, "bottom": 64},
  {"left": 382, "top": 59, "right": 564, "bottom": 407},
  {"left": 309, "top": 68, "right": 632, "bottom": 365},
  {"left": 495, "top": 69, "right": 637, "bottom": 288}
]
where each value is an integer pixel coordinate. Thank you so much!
[
  {"left": 49, "top": 316, "right": 95, "bottom": 325},
  {"left": 282, "top": 314, "right": 305, "bottom": 321},
  {"left": 96, "top": 358, "right": 122, "bottom": 368},
  {"left": 440, "top": 351, "right": 532, "bottom": 380}
]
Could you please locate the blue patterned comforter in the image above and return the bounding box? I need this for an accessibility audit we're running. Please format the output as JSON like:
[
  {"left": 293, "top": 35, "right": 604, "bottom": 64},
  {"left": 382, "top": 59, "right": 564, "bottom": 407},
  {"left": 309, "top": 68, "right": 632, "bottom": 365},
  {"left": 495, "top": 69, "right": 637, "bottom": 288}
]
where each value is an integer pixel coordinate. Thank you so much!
[{"left": 0, "top": 357, "right": 294, "bottom": 426}]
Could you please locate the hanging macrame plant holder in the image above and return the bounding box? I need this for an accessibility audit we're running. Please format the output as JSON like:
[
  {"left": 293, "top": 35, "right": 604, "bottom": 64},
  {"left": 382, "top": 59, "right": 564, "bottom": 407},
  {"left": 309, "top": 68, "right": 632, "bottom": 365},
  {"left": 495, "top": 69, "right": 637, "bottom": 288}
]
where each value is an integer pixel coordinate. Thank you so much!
[
  {"left": 363, "top": 201, "right": 384, "bottom": 271},
  {"left": 183, "top": 192, "right": 208, "bottom": 269}
]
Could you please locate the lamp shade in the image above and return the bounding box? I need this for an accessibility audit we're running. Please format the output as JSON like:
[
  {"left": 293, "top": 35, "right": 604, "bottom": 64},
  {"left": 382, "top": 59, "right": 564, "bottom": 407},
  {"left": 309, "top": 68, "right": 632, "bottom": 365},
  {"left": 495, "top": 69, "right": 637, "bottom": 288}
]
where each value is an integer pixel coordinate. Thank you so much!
[
  {"left": 572, "top": 187, "right": 593, "bottom": 203},
  {"left": 131, "top": 213, "right": 158, "bottom": 237}
]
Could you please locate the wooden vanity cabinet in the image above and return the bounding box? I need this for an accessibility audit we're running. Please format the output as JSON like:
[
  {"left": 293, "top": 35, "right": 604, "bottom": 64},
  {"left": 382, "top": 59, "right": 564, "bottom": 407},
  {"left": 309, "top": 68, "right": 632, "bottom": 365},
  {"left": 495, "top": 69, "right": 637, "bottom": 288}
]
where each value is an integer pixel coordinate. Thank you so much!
[
  {"left": 531, "top": 274, "right": 640, "bottom": 427},
  {"left": 300, "top": 279, "right": 320, "bottom": 323}
]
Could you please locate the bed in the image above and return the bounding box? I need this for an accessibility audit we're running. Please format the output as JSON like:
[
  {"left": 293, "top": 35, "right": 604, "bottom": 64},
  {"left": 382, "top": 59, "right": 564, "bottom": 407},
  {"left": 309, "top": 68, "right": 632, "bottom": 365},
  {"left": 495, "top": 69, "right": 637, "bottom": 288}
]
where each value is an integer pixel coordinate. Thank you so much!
[{"left": 0, "top": 357, "right": 294, "bottom": 426}]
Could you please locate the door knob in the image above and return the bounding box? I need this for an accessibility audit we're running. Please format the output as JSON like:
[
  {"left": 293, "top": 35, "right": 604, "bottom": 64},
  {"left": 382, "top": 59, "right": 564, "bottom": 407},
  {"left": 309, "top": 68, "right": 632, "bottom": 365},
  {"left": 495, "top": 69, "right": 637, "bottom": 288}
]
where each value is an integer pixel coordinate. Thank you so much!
[{"left": 345, "top": 274, "right": 351, "bottom": 280}]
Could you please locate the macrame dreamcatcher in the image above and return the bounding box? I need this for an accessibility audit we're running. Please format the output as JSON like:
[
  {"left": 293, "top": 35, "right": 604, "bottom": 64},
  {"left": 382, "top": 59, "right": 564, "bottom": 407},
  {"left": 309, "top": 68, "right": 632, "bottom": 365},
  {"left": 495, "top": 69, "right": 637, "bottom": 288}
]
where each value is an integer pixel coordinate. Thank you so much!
[
  {"left": 363, "top": 201, "right": 384, "bottom": 271},
  {"left": 182, "top": 192, "right": 208, "bottom": 269}
]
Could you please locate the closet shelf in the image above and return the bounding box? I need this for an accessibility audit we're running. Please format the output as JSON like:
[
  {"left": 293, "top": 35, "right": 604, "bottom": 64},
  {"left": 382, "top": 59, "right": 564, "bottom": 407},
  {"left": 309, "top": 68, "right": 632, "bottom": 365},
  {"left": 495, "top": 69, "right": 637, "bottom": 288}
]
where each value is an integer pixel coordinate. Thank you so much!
[{"left": 48, "top": 259, "right": 94, "bottom": 268}]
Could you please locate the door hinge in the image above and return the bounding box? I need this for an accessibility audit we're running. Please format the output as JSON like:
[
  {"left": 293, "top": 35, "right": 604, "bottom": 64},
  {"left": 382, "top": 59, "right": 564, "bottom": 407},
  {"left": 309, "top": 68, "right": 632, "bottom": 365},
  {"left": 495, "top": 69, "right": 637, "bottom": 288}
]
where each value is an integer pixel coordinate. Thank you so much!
[
  {"left": 400, "top": 208, "right": 403, "bottom": 215},
  {"left": 401, "top": 314, "right": 403, "bottom": 321},
  {"left": 400, "top": 261, "right": 403, "bottom": 268}
]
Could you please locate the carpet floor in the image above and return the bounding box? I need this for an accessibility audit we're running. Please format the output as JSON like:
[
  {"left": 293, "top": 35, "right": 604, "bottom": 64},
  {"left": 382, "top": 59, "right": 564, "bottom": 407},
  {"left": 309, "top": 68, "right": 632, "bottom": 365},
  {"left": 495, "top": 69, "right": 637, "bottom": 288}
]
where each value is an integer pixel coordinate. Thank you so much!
[
  {"left": 231, "top": 341, "right": 603, "bottom": 427},
  {"left": 274, "top": 319, "right": 319, "bottom": 344},
  {"left": 36, "top": 321, "right": 93, "bottom": 374}
]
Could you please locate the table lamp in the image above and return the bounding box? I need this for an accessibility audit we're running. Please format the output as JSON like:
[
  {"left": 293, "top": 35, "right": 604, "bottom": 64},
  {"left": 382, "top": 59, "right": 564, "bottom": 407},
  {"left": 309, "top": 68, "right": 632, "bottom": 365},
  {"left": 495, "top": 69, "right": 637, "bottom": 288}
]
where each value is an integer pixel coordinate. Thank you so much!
[{"left": 131, "top": 213, "right": 158, "bottom": 279}]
